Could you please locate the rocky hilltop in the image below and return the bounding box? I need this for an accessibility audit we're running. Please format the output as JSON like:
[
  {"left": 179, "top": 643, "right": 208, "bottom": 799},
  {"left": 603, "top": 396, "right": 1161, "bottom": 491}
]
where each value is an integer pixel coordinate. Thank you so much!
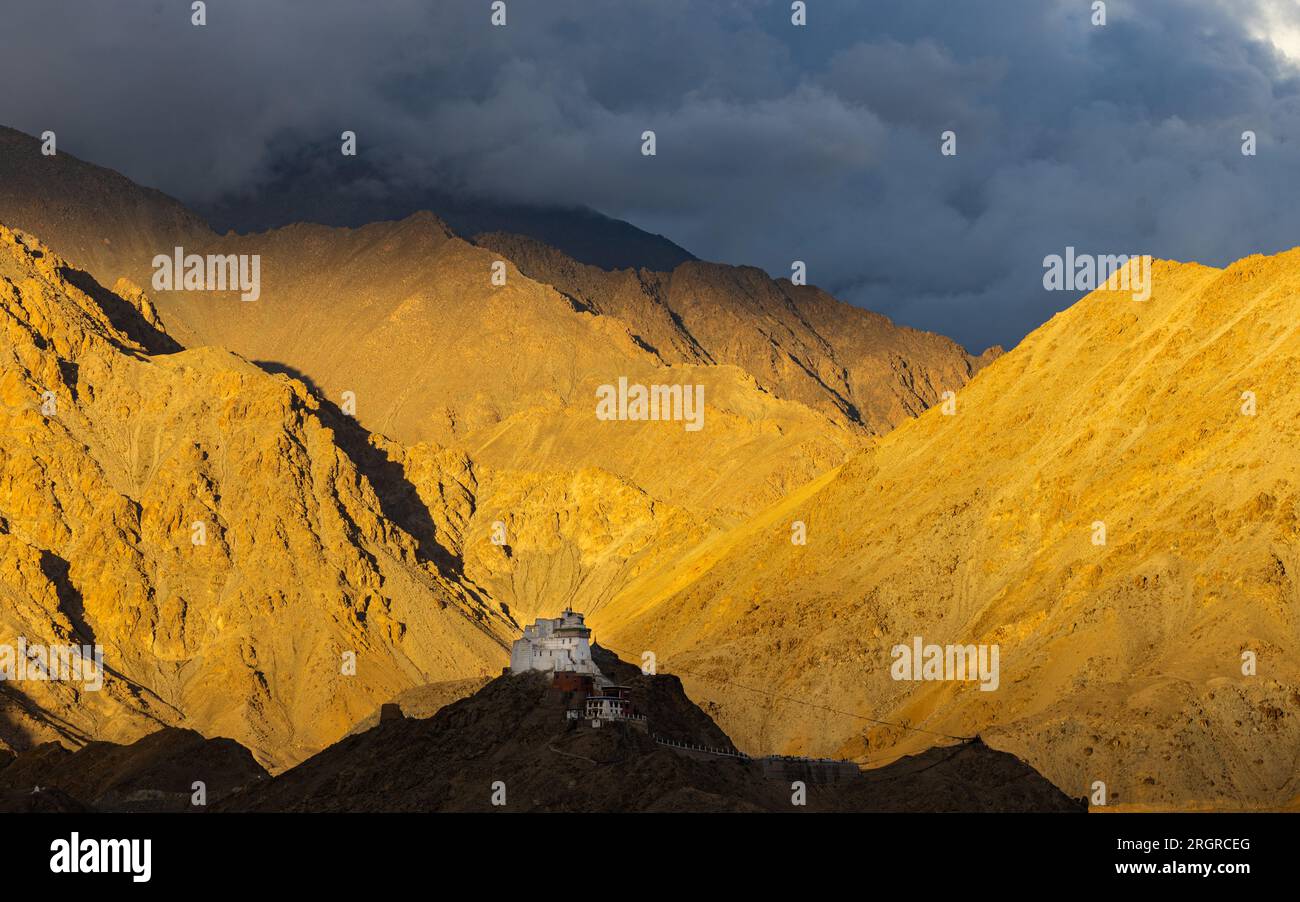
[
  {"left": 216, "top": 666, "right": 1082, "bottom": 813},
  {"left": 0, "top": 661, "right": 1081, "bottom": 813}
]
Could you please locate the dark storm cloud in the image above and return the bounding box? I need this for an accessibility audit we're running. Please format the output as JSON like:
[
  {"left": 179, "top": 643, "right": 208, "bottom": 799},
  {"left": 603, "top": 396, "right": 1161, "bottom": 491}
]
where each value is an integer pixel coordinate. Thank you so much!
[{"left": 2, "top": 0, "right": 1299, "bottom": 351}]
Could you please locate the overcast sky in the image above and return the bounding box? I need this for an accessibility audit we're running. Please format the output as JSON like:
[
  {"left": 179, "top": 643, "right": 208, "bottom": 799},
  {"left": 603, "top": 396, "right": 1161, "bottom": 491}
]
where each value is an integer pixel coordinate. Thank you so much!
[{"left": 4, "top": 0, "right": 1300, "bottom": 351}]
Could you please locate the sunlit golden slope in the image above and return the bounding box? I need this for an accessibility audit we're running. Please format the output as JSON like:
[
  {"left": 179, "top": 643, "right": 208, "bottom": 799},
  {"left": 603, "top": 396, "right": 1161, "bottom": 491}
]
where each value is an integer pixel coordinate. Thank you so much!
[
  {"left": 0, "top": 227, "right": 510, "bottom": 768},
  {"left": 0, "top": 124, "right": 990, "bottom": 626},
  {"left": 598, "top": 255, "right": 1300, "bottom": 810},
  {"left": 477, "top": 230, "right": 997, "bottom": 433},
  {"left": 141, "top": 215, "right": 864, "bottom": 520},
  {"left": 0, "top": 128, "right": 991, "bottom": 520}
]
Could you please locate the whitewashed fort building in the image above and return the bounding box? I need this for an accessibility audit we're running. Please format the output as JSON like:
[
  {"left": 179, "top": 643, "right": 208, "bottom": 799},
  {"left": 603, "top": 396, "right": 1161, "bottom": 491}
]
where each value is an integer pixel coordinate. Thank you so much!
[{"left": 509, "top": 608, "right": 602, "bottom": 678}]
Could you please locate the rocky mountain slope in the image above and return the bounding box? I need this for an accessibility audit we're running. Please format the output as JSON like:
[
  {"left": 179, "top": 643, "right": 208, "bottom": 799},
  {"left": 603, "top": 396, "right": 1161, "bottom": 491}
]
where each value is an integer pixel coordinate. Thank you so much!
[
  {"left": 596, "top": 255, "right": 1300, "bottom": 810},
  {"left": 0, "top": 130, "right": 990, "bottom": 468},
  {"left": 0, "top": 123, "right": 987, "bottom": 625},
  {"left": 478, "top": 230, "right": 998, "bottom": 433},
  {"left": 0, "top": 226, "right": 510, "bottom": 768}
]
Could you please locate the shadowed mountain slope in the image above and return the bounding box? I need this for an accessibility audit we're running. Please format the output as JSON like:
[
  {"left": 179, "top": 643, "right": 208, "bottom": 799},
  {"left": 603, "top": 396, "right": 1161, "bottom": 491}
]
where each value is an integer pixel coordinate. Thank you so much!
[
  {"left": 0, "top": 727, "right": 267, "bottom": 812},
  {"left": 193, "top": 138, "right": 697, "bottom": 272},
  {"left": 217, "top": 670, "right": 1083, "bottom": 813}
]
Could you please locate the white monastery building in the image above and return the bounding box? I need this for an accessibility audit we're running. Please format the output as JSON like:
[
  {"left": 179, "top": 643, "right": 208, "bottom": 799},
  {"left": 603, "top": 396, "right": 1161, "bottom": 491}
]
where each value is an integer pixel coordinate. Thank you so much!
[{"left": 509, "top": 608, "right": 602, "bottom": 677}]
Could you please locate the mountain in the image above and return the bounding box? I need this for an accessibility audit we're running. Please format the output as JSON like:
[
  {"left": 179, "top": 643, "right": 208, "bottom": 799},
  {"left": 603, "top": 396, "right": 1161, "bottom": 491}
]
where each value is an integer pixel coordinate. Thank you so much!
[
  {"left": 0, "top": 128, "right": 210, "bottom": 292},
  {"left": 216, "top": 665, "right": 1083, "bottom": 813},
  {"left": 3, "top": 121, "right": 1295, "bottom": 812},
  {"left": 193, "top": 138, "right": 697, "bottom": 272},
  {"left": 0, "top": 124, "right": 999, "bottom": 778},
  {"left": 594, "top": 254, "right": 1300, "bottom": 810},
  {"left": 0, "top": 727, "right": 267, "bottom": 812},
  {"left": 0, "top": 123, "right": 989, "bottom": 628},
  {"left": 476, "top": 230, "right": 1000, "bottom": 433},
  {"left": 0, "top": 127, "right": 990, "bottom": 516},
  {"left": 0, "top": 226, "right": 510, "bottom": 768}
]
